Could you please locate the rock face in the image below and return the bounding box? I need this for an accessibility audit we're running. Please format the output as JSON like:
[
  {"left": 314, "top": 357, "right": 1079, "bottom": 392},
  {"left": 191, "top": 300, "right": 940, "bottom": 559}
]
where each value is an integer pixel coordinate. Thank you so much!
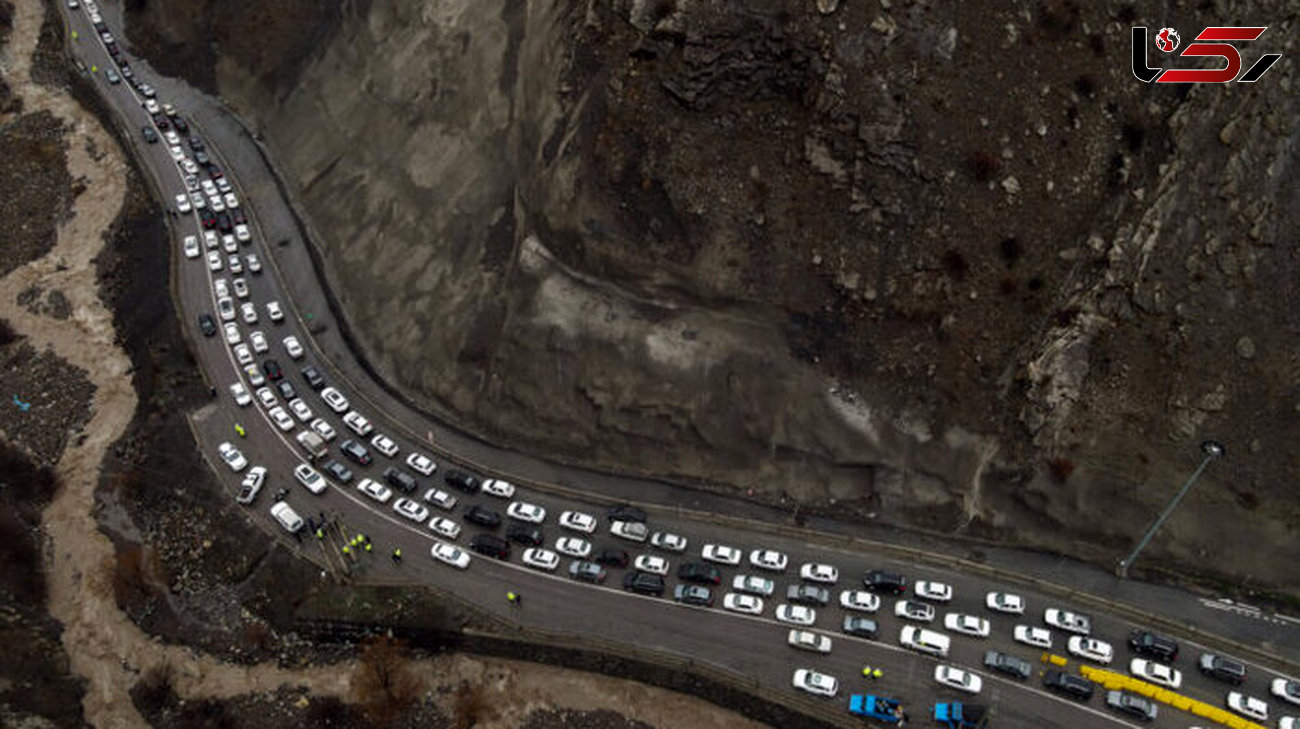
[{"left": 126, "top": 0, "right": 1300, "bottom": 593}]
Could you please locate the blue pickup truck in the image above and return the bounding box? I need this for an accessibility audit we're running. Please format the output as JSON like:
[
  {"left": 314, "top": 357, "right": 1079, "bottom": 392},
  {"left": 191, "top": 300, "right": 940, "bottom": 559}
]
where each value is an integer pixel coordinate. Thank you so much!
[
  {"left": 933, "top": 701, "right": 988, "bottom": 728},
  {"left": 848, "top": 694, "right": 908, "bottom": 724}
]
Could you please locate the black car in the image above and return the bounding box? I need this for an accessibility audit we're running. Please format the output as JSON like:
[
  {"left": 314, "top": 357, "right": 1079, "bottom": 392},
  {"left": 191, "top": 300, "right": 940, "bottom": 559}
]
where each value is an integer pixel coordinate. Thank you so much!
[
  {"left": 842, "top": 616, "right": 879, "bottom": 638},
  {"left": 198, "top": 313, "right": 217, "bottom": 337},
  {"left": 622, "top": 571, "right": 665, "bottom": 596},
  {"left": 569, "top": 561, "right": 606, "bottom": 583},
  {"left": 119, "top": 64, "right": 133, "bottom": 79},
  {"left": 173, "top": 117, "right": 189, "bottom": 133},
  {"left": 594, "top": 548, "right": 629, "bottom": 568},
  {"left": 232, "top": 208, "right": 247, "bottom": 225},
  {"left": 142, "top": 126, "right": 158, "bottom": 144},
  {"left": 321, "top": 460, "right": 353, "bottom": 484},
  {"left": 207, "top": 165, "right": 224, "bottom": 179},
  {"left": 1043, "top": 670, "right": 1094, "bottom": 701},
  {"left": 262, "top": 359, "right": 283, "bottom": 381},
  {"left": 607, "top": 504, "right": 647, "bottom": 523},
  {"left": 1128, "top": 629, "right": 1178, "bottom": 662},
  {"left": 1198, "top": 652, "right": 1247, "bottom": 685},
  {"left": 464, "top": 505, "right": 501, "bottom": 528},
  {"left": 674, "top": 584, "right": 714, "bottom": 607},
  {"left": 984, "top": 651, "right": 1032, "bottom": 680},
  {"left": 676, "top": 561, "right": 722, "bottom": 585},
  {"left": 506, "top": 523, "right": 543, "bottom": 546},
  {"left": 188, "top": 136, "right": 204, "bottom": 151},
  {"left": 301, "top": 366, "right": 325, "bottom": 390},
  {"left": 340, "top": 439, "right": 372, "bottom": 466},
  {"left": 1105, "top": 691, "right": 1157, "bottom": 722},
  {"left": 383, "top": 466, "right": 416, "bottom": 493},
  {"left": 275, "top": 380, "right": 296, "bottom": 400},
  {"left": 217, "top": 212, "right": 233, "bottom": 233},
  {"left": 444, "top": 470, "right": 481, "bottom": 494},
  {"left": 786, "top": 584, "right": 830, "bottom": 606},
  {"left": 470, "top": 534, "right": 509, "bottom": 559},
  {"left": 863, "top": 570, "right": 907, "bottom": 595},
  {"left": 152, "top": 113, "right": 169, "bottom": 131},
  {"left": 194, "top": 150, "right": 211, "bottom": 166},
  {"left": 200, "top": 209, "right": 217, "bottom": 229}
]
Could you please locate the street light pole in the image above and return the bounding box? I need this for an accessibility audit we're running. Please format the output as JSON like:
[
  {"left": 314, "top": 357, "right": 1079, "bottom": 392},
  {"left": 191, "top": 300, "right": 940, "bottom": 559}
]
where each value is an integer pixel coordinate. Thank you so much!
[{"left": 1116, "top": 440, "right": 1224, "bottom": 579}]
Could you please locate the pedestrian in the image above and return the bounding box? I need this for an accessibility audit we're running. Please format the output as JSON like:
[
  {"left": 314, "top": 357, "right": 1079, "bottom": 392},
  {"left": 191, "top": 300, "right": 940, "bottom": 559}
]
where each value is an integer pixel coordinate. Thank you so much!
[
  {"left": 364, "top": 542, "right": 372, "bottom": 553},
  {"left": 391, "top": 548, "right": 402, "bottom": 564},
  {"left": 506, "top": 591, "right": 521, "bottom": 607},
  {"left": 872, "top": 668, "right": 883, "bottom": 679},
  {"left": 342, "top": 545, "right": 350, "bottom": 556},
  {"left": 355, "top": 533, "right": 363, "bottom": 544},
  {"left": 315, "top": 528, "right": 324, "bottom": 540}
]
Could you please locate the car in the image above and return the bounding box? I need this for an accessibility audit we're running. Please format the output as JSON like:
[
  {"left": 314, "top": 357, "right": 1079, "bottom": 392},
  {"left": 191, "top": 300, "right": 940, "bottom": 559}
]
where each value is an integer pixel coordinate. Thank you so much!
[
  {"left": 788, "top": 630, "right": 832, "bottom": 654},
  {"left": 267, "top": 406, "right": 294, "bottom": 432},
  {"left": 428, "top": 516, "right": 462, "bottom": 540},
  {"left": 224, "top": 323, "right": 242, "bottom": 346},
  {"left": 430, "top": 541, "right": 470, "bottom": 569},
  {"left": 1274, "top": 679, "right": 1300, "bottom": 707},
  {"left": 423, "top": 488, "right": 457, "bottom": 511},
  {"left": 234, "top": 223, "right": 251, "bottom": 243},
  {"left": 207, "top": 250, "right": 224, "bottom": 271},
  {"left": 748, "top": 549, "right": 788, "bottom": 572},
  {"left": 175, "top": 193, "right": 192, "bottom": 214},
  {"left": 569, "top": 560, "right": 606, "bottom": 583},
  {"left": 840, "top": 590, "right": 881, "bottom": 613},
  {"left": 221, "top": 192, "right": 238, "bottom": 209},
  {"left": 256, "top": 387, "right": 277, "bottom": 409},
  {"left": 163, "top": 128, "right": 180, "bottom": 144},
  {"left": 984, "top": 651, "right": 1032, "bottom": 680},
  {"left": 236, "top": 467, "right": 265, "bottom": 505},
  {"left": 1128, "top": 629, "right": 1178, "bottom": 662},
  {"left": 610, "top": 520, "right": 648, "bottom": 542},
  {"left": 506, "top": 523, "right": 543, "bottom": 546},
  {"left": 1014, "top": 625, "right": 1052, "bottom": 649},
  {"left": 217, "top": 296, "right": 236, "bottom": 322},
  {"left": 142, "top": 126, "right": 158, "bottom": 143},
  {"left": 842, "top": 615, "right": 879, "bottom": 638},
  {"left": 1200, "top": 655, "right": 1244, "bottom": 684},
  {"left": 105, "top": 68, "right": 119, "bottom": 84},
  {"left": 322, "top": 460, "right": 354, "bottom": 484},
  {"left": 799, "top": 562, "right": 839, "bottom": 584},
  {"left": 344, "top": 414, "right": 374, "bottom": 437},
  {"left": 1067, "top": 636, "right": 1114, "bottom": 665},
  {"left": 677, "top": 561, "right": 722, "bottom": 585},
  {"left": 269, "top": 502, "right": 303, "bottom": 534},
  {"left": 231, "top": 277, "right": 249, "bottom": 299},
  {"left": 732, "top": 574, "right": 775, "bottom": 596},
  {"left": 792, "top": 669, "right": 837, "bottom": 698},
  {"left": 198, "top": 314, "right": 218, "bottom": 337},
  {"left": 985, "top": 591, "right": 1025, "bottom": 614},
  {"left": 283, "top": 336, "right": 304, "bottom": 360},
  {"left": 894, "top": 599, "right": 935, "bottom": 623},
  {"left": 227, "top": 254, "right": 242, "bottom": 273},
  {"left": 934, "top": 665, "right": 982, "bottom": 695},
  {"left": 1282, "top": 718, "right": 1300, "bottom": 729},
  {"left": 356, "top": 478, "right": 391, "bottom": 503},
  {"left": 944, "top": 613, "right": 991, "bottom": 638},
  {"left": 201, "top": 179, "right": 218, "bottom": 197},
  {"left": 863, "top": 570, "right": 907, "bottom": 594},
  {"left": 239, "top": 296, "right": 257, "bottom": 320},
  {"left": 392, "top": 497, "right": 429, "bottom": 523},
  {"left": 1129, "top": 658, "right": 1182, "bottom": 689},
  {"left": 899, "top": 625, "right": 951, "bottom": 658},
  {"left": 266, "top": 301, "right": 285, "bottom": 323},
  {"left": 622, "top": 571, "right": 665, "bottom": 596},
  {"left": 507, "top": 501, "right": 546, "bottom": 524},
  {"left": 701, "top": 543, "right": 741, "bottom": 565},
  {"left": 607, "top": 504, "right": 647, "bottom": 522},
  {"left": 787, "top": 584, "right": 830, "bottom": 606},
  {"left": 202, "top": 229, "right": 217, "bottom": 248},
  {"left": 228, "top": 382, "right": 252, "bottom": 406},
  {"left": 180, "top": 158, "right": 198, "bottom": 176},
  {"left": 167, "top": 144, "right": 184, "bottom": 161},
  {"left": 217, "top": 442, "right": 246, "bottom": 472},
  {"left": 1042, "top": 670, "right": 1094, "bottom": 701},
  {"left": 775, "top": 604, "right": 816, "bottom": 626},
  {"left": 383, "top": 467, "right": 416, "bottom": 493},
  {"left": 1106, "top": 691, "right": 1157, "bottom": 722},
  {"left": 245, "top": 253, "right": 261, "bottom": 273},
  {"left": 200, "top": 209, "right": 217, "bottom": 229},
  {"left": 595, "top": 548, "right": 629, "bottom": 568},
  {"left": 287, "top": 398, "right": 312, "bottom": 422},
  {"left": 555, "top": 536, "right": 591, "bottom": 558},
  {"left": 444, "top": 470, "right": 480, "bottom": 493},
  {"left": 723, "top": 593, "right": 764, "bottom": 615},
  {"left": 309, "top": 418, "right": 336, "bottom": 441},
  {"left": 649, "top": 531, "right": 687, "bottom": 552},
  {"left": 293, "top": 463, "right": 325, "bottom": 494},
  {"left": 915, "top": 580, "right": 953, "bottom": 602},
  {"left": 481, "top": 479, "right": 515, "bottom": 498},
  {"left": 1226, "top": 692, "right": 1269, "bottom": 722},
  {"left": 1044, "top": 608, "right": 1090, "bottom": 635},
  {"left": 673, "top": 584, "right": 713, "bottom": 607},
  {"left": 248, "top": 330, "right": 268, "bottom": 353},
  {"left": 139, "top": 83, "right": 156, "bottom": 98},
  {"left": 242, "top": 364, "right": 264, "bottom": 387},
  {"left": 192, "top": 191, "right": 208, "bottom": 210},
  {"left": 470, "top": 534, "right": 510, "bottom": 559},
  {"left": 522, "top": 547, "right": 559, "bottom": 572},
  {"left": 209, "top": 195, "right": 225, "bottom": 213},
  {"left": 143, "top": 98, "right": 159, "bottom": 114},
  {"left": 633, "top": 554, "right": 668, "bottom": 575},
  {"left": 464, "top": 505, "right": 501, "bottom": 528},
  {"left": 558, "top": 510, "right": 596, "bottom": 533},
  {"left": 275, "top": 380, "right": 296, "bottom": 400},
  {"left": 320, "top": 387, "right": 349, "bottom": 413},
  {"left": 405, "top": 451, "right": 436, "bottom": 475}
]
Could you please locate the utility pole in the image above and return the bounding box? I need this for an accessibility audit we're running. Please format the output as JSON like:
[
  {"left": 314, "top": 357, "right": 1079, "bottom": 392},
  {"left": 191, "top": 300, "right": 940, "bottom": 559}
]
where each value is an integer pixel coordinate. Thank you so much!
[{"left": 1117, "top": 440, "right": 1224, "bottom": 578}]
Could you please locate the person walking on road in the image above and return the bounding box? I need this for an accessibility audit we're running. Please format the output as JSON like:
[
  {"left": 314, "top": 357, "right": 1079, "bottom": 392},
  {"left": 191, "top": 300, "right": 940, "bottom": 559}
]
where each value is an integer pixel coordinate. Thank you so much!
[
  {"left": 391, "top": 548, "right": 402, "bottom": 564},
  {"left": 506, "top": 591, "right": 521, "bottom": 607}
]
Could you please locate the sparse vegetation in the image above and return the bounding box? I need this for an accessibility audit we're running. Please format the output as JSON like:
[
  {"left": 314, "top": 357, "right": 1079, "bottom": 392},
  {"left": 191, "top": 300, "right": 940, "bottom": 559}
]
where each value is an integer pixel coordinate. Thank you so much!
[{"left": 352, "top": 636, "right": 421, "bottom": 727}]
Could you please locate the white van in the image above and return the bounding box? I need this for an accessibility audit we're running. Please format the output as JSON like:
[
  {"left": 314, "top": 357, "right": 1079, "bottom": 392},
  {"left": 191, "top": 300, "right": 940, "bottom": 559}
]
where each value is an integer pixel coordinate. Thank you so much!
[
  {"left": 270, "top": 502, "right": 303, "bottom": 533},
  {"left": 899, "top": 625, "right": 951, "bottom": 658},
  {"left": 296, "top": 430, "right": 328, "bottom": 460}
]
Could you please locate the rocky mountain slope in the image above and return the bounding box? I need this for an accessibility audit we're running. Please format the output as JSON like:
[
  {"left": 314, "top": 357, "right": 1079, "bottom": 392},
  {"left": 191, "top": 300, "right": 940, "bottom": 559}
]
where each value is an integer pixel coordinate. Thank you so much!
[{"left": 124, "top": 0, "right": 1299, "bottom": 595}]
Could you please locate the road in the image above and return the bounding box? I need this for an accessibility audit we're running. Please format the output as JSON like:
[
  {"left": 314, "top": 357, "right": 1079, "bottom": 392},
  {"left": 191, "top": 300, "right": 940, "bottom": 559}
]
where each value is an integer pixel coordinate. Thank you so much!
[{"left": 56, "top": 3, "right": 1299, "bottom": 728}]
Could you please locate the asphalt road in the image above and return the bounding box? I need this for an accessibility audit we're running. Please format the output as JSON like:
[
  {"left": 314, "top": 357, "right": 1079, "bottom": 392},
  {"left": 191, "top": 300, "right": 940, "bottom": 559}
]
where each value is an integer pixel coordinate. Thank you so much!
[{"left": 55, "top": 3, "right": 1300, "bottom": 728}]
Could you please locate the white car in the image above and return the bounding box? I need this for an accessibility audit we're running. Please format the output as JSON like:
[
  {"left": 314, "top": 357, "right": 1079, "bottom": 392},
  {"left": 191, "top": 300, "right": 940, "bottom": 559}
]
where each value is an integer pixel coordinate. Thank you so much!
[
  {"left": 430, "top": 541, "right": 470, "bottom": 569},
  {"left": 202, "top": 230, "right": 218, "bottom": 248},
  {"left": 320, "top": 387, "right": 349, "bottom": 413},
  {"left": 428, "top": 516, "right": 462, "bottom": 540},
  {"left": 209, "top": 195, "right": 225, "bottom": 212},
  {"left": 223, "top": 323, "right": 241, "bottom": 345},
  {"left": 180, "top": 158, "right": 199, "bottom": 176},
  {"left": 283, "top": 335, "right": 304, "bottom": 360},
  {"left": 245, "top": 253, "right": 262, "bottom": 273},
  {"left": 216, "top": 177, "right": 233, "bottom": 194},
  {"left": 1281, "top": 718, "right": 1299, "bottom": 729},
  {"left": 232, "top": 277, "right": 249, "bottom": 299},
  {"left": 182, "top": 235, "right": 200, "bottom": 258},
  {"left": 243, "top": 364, "right": 265, "bottom": 387},
  {"left": 610, "top": 520, "right": 648, "bottom": 542},
  {"left": 342, "top": 411, "right": 372, "bottom": 436},
  {"left": 507, "top": 501, "right": 546, "bottom": 523},
  {"left": 249, "top": 330, "right": 268, "bottom": 353},
  {"left": 357, "top": 478, "right": 392, "bottom": 503},
  {"left": 267, "top": 406, "right": 294, "bottom": 432},
  {"left": 423, "top": 488, "right": 457, "bottom": 511},
  {"left": 406, "top": 451, "right": 436, "bottom": 475},
  {"left": 944, "top": 613, "right": 991, "bottom": 638},
  {"left": 143, "top": 98, "right": 159, "bottom": 114},
  {"left": 649, "top": 531, "right": 687, "bottom": 552},
  {"left": 839, "top": 590, "right": 881, "bottom": 613},
  {"left": 776, "top": 604, "right": 816, "bottom": 626},
  {"left": 915, "top": 580, "right": 953, "bottom": 602},
  {"left": 792, "top": 669, "right": 838, "bottom": 698},
  {"left": 168, "top": 145, "right": 185, "bottom": 162},
  {"left": 191, "top": 191, "right": 207, "bottom": 210},
  {"left": 1013, "top": 625, "right": 1052, "bottom": 649},
  {"left": 224, "top": 192, "right": 240, "bottom": 209},
  {"left": 175, "top": 193, "right": 192, "bottom": 213},
  {"left": 732, "top": 574, "right": 775, "bottom": 597},
  {"left": 362, "top": 433, "right": 396, "bottom": 458},
  {"left": 559, "top": 510, "right": 597, "bottom": 533},
  {"left": 986, "top": 591, "right": 1025, "bottom": 614},
  {"left": 217, "top": 296, "right": 236, "bottom": 322},
  {"left": 221, "top": 234, "right": 238, "bottom": 253},
  {"left": 894, "top": 599, "right": 936, "bottom": 623},
  {"left": 522, "top": 547, "right": 559, "bottom": 572},
  {"left": 201, "top": 180, "right": 218, "bottom": 197},
  {"left": 555, "top": 536, "right": 591, "bottom": 558},
  {"left": 1226, "top": 692, "right": 1269, "bottom": 722},
  {"left": 255, "top": 386, "right": 277, "bottom": 409},
  {"left": 217, "top": 442, "right": 246, "bottom": 472},
  {"left": 723, "top": 592, "right": 764, "bottom": 615},
  {"left": 1274, "top": 679, "right": 1300, "bottom": 707},
  {"left": 634, "top": 554, "right": 669, "bottom": 575},
  {"left": 234, "top": 223, "right": 251, "bottom": 243},
  {"left": 309, "top": 418, "right": 336, "bottom": 441},
  {"left": 266, "top": 301, "right": 284, "bottom": 322},
  {"left": 269, "top": 502, "right": 303, "bottom": 534},
  {"left": 749, "top": 549, "right": 788, "bottom": 572},
  {"left": 287, "top": 398, "right": 313, "bottom": 422},
  {"left": 392, "top": 497, "right": 429, "bottom": 523},
  {"left": 788, "top": 629, "right": 832, "bottom": 654},
  {"left": 482, "top": 479, "right": 515, "bottom": 498},
  {"left": 233, "top": 342, "right": 253, "bottom": 365},
  {"left": 701, "top": 543, "right": 742, "bottom": 566},
  {"left": 1067, "top": 635, "right": 1113, "bottom": 664},
  {"left": 236, "top": 467, "right": 265, "bottom": 504},
  {"left": 240, "top": 301, "right": 258, "bottom": 324},
  {"left": 214, "top": 277, "right": 230, "bottom": 298},
  {"left": 1044, "top": 608, "right": 1091, "bottom": 635},
  {"left": 1130, "top": 658, "right": 1182, "bottom": 689},
  {"left": 294, "top": 463, "right": 325, "bottom": 494},
  {"left": 934, "top": 665, "right": 983, "bottom": 695},
  {"left": 228, "top": 382, "right": 251, "bottom": 406},
  {"left": 800, "top": 563, "right": 839, "bottom": 584}
]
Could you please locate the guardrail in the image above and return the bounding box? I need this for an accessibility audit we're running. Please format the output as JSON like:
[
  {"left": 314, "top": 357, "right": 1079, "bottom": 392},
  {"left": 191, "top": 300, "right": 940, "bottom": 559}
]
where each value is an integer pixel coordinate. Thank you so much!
[{"left": 1080, "top": 666, "right": 1268, "bottom": 729}]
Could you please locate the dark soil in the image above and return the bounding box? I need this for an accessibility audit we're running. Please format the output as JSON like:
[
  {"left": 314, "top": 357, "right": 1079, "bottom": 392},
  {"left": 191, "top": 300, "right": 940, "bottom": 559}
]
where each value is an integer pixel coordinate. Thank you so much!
[
  {"left": 0, "top": 109, "right": 73, "bottom": 278},
  {"left": 0, "top": 338, "right": 95, "bottom": 465}
]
